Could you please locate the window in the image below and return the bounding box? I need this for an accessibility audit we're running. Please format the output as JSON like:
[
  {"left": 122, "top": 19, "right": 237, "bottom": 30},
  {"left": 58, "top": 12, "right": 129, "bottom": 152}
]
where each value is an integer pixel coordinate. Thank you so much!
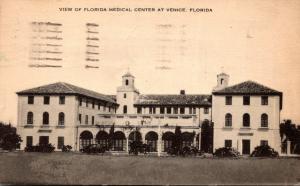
[
  {"left": 180, "top": 107, "right": 185, "bottom": 114},
  {"left": 92, "top": 101, "right": 95, "bottom": 109},
  {"left": 192, "top": 107, "right": 196, "bottom": 114},
  {"left": 58, "top": 112, "right": 65, "bottom": 125},
  {"left": 225, "top": 140, "right": 232, "bottom": 148},
  {"left": 261, "top": 96, "right": 268, "bottom": 105},
  {"left": 92, "top": 116, "right": 95, "bottom": 125},
  {"left": 85, "top": 115, "right": 88, "bottom": 125},
  {"left": 243, "top": 113, "right": 250, "bottom": 127},
  {"left": 167, "top": 107, "right": 171, "bottom": 114},
  {"left": 27, "top": 112, "right": 33, "bottom": 124},
  {"left": 26, "top": 136, "right": 33, "bottom": 147},
  {"left": 123, "top": 105, "right": 127, "bottom": 114},
  {"left": 78, "top": 114, "right": 82, "bottom": 124},
  {"left": 189, "top": 107, "right": 192, "bottom": 114},
  {"left": 225, "top": 113, "right": 232, "bottom": 127},
  {"left": 125, "top": 79, "right": 129, "bottom": 85},
  {"left": 260, "top": 140, "right": 268, "bottom": 146},
  {"left": 137, "top": 107, "right": 142, "bottom": 114},
  {"left": 86, "top": 99, "right": 89, "bottom": 107},
  {"left": 160, "top": 107, "right": 165, "bottom": 114},
  {"left": 204, "top": 107, "right": 209, "bottom": 114},
  {"left": 57, "top": 137, "right": 64, "bottom": 149},
  {"left": 173, "top": 107, "right": 178, "bottom": 114},
  {"left": 98, "top": 103, "right": 100, "bottom": 110},
  {"left": 43, "top": 112, "right": 49, "bottom": 125},
  {"left": 243, "top": 96, "right": 250, "bottom": 105},
  {"left": 28, "top": 96, "right": 34, "bottom": 104},
  {"left": 151, "top": 107, "right": 156, "bottom": 114},
  {"left": 44, "top": 96, "right": 50, "bottom": 105},
  {"left": 225, "top": 96, "right": 232, "bottom": 105},
  {"left": 261, "top": 114, "right": 268, "bottom": 127},
  {"left": 124, "top": 93, "right": 127, "bottom": 98},
  {"left": 79, "top": 98, "right": 82, "bottom": 106},
  {"left": 59, "top": 96, "right": 65, "bottom": 104}
]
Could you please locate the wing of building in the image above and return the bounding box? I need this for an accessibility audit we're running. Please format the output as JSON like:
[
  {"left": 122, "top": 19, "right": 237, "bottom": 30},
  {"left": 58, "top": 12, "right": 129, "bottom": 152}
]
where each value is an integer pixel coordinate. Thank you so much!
[{"left": 16, "top": 72, "right": 283, "bottom": 155}]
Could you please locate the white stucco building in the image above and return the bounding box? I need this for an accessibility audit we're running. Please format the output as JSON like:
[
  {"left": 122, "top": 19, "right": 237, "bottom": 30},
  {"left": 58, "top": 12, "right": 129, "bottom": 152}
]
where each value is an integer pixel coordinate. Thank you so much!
[{"left": 16, "top": 72, "right": 283, "bottom": 155}]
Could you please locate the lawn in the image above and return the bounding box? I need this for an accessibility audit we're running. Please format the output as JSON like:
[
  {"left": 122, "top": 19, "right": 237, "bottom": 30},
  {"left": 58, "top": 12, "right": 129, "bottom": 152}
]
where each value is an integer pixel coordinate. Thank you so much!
[{"left": 0, "top": 152, "right": 299, "bottom": 185}]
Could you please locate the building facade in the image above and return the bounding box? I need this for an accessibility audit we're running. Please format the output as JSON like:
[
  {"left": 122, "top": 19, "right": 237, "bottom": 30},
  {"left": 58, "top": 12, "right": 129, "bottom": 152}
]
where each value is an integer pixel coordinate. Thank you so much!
[{"left": 16, "top": 72, "right": 282, "bottom": 155}]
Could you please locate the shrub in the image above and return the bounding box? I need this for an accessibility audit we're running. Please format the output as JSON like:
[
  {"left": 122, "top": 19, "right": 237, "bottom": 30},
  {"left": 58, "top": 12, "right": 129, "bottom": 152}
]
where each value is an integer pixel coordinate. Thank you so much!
[
  {"left": 167, "top": 145, "right": 199, "bottom": 156},
  {"left": 24, "top": 143, "right": 55, "bottom": 153},
  {"left": 62, "top": 145, "right": 72, "bottom": 152},
  {"left": 250, "top": 145, "right": 279, "bottom": 157},
  {"left": 214, "top": 147, "right": 240, "bottom": 158},
  {"left": 82, "top": 144, "right": 106, "bottom": 154},
  {"left": 129, "top": 141, "right": 150, "bottom": 155}
]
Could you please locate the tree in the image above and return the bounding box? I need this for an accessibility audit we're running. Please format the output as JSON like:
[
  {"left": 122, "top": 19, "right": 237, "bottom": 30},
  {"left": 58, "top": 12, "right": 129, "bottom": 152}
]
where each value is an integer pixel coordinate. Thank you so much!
[
  {"left": 108, "top": 124, "right": 115, "bottom": 150},
  {"left": 171, "top": 126, "right": 182, "bottom": 155},
  {"left": 201, "top": 120, "right": 214, "bottom": 153},
  {"left": 280, "top": 120, "right": 300, "bottom": 154},
  {"left": 0, "top": 122, "right": 22, "bottom": 151}
]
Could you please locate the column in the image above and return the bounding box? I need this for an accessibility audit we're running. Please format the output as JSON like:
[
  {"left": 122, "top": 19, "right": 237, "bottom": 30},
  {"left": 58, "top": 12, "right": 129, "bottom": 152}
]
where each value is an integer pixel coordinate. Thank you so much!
[
  {"left": 157, "top": 132, "right": 162, "bottom": 156},
  {"left": 198, "top": 132, "right": 201, "bottom": 151},
  {"left": 126, "top": 138, "right": 129, "bottom": 153}
]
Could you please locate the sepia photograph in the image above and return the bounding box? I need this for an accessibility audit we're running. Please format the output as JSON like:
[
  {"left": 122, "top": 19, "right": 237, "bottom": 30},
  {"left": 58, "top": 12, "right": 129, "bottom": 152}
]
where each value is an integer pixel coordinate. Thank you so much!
[{"left": 0, "top": 0, "right": 300, "bottom": 185}]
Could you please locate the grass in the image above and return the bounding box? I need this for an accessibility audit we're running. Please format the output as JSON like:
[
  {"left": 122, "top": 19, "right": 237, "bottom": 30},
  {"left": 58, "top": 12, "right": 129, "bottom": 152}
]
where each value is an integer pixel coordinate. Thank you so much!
[{"left": 0, "top": 152, "right": 299, "bottom": 185}]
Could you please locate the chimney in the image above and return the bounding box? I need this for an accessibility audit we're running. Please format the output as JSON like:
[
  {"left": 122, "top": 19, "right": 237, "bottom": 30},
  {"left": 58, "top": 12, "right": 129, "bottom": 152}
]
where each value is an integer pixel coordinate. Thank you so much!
[{"left": 180, "top": 90, "right": 185, "bottom": 95}]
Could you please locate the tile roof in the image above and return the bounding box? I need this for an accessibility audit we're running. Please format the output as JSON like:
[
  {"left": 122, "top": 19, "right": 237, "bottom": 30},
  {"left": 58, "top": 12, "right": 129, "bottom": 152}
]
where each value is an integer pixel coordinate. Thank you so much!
[
  {"left": 122, "top": 72, "right": 134, "bottom": 77},
  {"left": 213, "top": 80, "right": 282, "bottom": 95},
  {"left": 134, "top": 94, "right": 212, "bottom": 106},
  {"left": 17, "top": 82, "right": 117, "bottom": 104}
]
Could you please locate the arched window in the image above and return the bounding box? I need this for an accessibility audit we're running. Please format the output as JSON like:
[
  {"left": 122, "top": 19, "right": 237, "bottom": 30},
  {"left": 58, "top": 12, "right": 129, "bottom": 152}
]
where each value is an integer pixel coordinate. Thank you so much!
[
  {"left": 261, "top": 114, "right": 268, "bottom": 127},
  {"left": 58, "top": 112, "right": 65, "bottom": 125},
  {"left": 27, "top": 112, "right": 33, "bottom": 124},
  {"left": 221, "top": 78, "right": 224, "bottom": 85},
  {"left": 123, "top": 105, "right": 127, "bottom": 114},
  {"left": 43, "top": 112, "right": 49, "bottom": 125},
  {"left": 243, "top": 113, "right": 250, "bottom": 127},
  {"left": 225, "top": 113, "right": 232, "bottom": 127},
  {"left": 125, "top": 79, "right": 129, "bottom": 85}
]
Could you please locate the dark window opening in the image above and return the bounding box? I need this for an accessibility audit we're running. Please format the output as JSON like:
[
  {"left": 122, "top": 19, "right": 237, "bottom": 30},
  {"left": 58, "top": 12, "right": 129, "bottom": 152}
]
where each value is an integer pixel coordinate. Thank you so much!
[
  {"left": 204, "top": 107, "right": 209, "bottom": 114},
  {"left": 123, "top": 105, "right": 127, "bottom": 114},
  {"left": 180, "top": 107, "right": 185, "bottom": 114},
  {"left": 261, "top": 96, "right": 268, "bottom": 105},
  {"left": 225, "top": 140, "right": 232, "bottom": 148},
  {"left": 44, "top": 96, "right": 50, "bottom": 105},
  {"left": 27, "top": 112, "right": 33, "bottom": 124},
  {"left": 58, "top": 137, "right": 64, "bottom": 149},
  {"left": 26, "top": 136, "right": 33, "bottom": 147},
  {"left": 243, "top": 113, "right": 250, "bottom": 127},
  {"left": 43, "top": 112, "right": 49, "bottom": 125},
  {"left": 243, "top": 96, "right": 250, "bottom": 105},
  {"left": 28, "top": 96, "right": 34, "bottom": 104},
  {"left": 59, "top": 96, "right": 65, "bottom": 104},
  {"left": 226, "top": 96, "right": 232, "bottom": 105}
]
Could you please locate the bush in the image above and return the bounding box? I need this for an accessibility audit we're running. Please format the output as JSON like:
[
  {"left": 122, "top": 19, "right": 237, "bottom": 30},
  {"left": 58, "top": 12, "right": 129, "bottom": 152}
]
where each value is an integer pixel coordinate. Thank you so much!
[
  {"left": 129, "top": 141, "right": 150, "bottom": 155},
  {"left": 24, "top": 143, "right": 55, "bottom": 153},
  {"left": 250, "top": 145, "right": 279, "bottom": 157},
  {"left": 167, "top": 146, "right": 199, "bottom": 156},
  {"left": 82, "top": 144, "right": 106, "bottom": 154},
  {"left": 214, "top": 147, "right": 240, "bottom": 158},
  {"left": 62, "top": 145, "right": 72, "bottom": 152}
]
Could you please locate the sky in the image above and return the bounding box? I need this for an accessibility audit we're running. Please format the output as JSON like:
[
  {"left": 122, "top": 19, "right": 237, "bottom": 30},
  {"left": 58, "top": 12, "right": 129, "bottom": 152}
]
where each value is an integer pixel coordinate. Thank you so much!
[{"left": 0, "top": 0, "right": 300, "bottom": 125}]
